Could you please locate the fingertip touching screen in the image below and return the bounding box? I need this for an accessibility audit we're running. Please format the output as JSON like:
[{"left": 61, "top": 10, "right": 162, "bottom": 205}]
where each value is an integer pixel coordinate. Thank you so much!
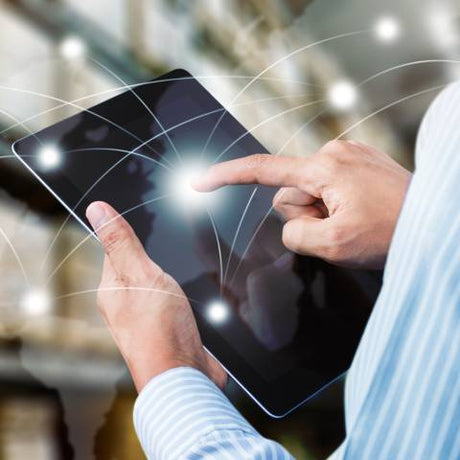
[{"left": 13, "top": 69, "right": 382, "bottom": 416}]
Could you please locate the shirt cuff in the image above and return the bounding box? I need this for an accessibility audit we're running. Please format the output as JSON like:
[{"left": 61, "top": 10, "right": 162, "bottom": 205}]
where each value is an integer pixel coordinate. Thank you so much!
[{"left": 133, "top": 366, "right": 258, "bottom": 459}]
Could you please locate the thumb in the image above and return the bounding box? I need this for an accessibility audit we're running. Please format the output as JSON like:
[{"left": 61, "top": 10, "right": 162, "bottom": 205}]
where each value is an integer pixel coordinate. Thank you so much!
[
  {"left": 282, "top": 215, "right": 337, "bottom": 260},
  {"left": 86, "top": 201, "right": 151, "bottom": 274}
]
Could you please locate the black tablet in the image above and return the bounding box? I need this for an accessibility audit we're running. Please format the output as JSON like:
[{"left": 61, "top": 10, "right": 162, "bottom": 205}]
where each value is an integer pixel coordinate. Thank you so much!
[{"left": 13, "top": 69, "right": 381, "bottom": 417}]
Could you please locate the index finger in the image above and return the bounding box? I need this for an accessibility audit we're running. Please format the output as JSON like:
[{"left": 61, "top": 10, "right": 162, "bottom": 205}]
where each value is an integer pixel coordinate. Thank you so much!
[{"left": 193, "top": 154, "right": 321, "bottom": 194}]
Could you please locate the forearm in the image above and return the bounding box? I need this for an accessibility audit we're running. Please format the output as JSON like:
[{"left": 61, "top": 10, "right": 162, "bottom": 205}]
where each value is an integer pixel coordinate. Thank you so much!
[{"left": 133, "top": 367, "right": 293, "bottom": 459}]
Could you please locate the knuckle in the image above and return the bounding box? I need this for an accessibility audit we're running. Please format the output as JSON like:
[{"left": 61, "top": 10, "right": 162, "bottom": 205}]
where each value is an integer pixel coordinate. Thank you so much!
[
  {"left": 323, "top": 245, "right": 341, "bottom": 262},
  {"left": 149, "top": 269, "right": 170, "bottom": 289},
  {"left": 250, "top": 153, "right": 270, "bottom": 167},
  {"left": 245, "top": 154, "right": 270, "bottom": 174},
  {"left": 101, "top": 222, "right": 134, "bottom": 255},
  {"left": 272, "top": 194, "right": 283, "bottom": 210},
  {"left": 320, "top": 145, "right": 350, "bottom": 172},
  {"left": 322, "top": 225, "right": 346, "bottom": 261},
  {"left": 323, "top": 139, "right": 337, "bottom": 150},
  {"left": 323, "top": 139, "right": 346, "bottom": 154},
  {"left": 114, "top": 272, "right": 132, "bottom": 286},
  {"left": 333, "top": 139, "right": 349, "bottom": 149},
  {"left": 273, "top": 203, "right": 285, "bottom": 215},
  {"left": 102, "top": 228, "right": 125, "bottom": 254},
  {"left": 281, "top": 226, "right": 293, "bottom": 250},
  {"left": 282, "top": 222, "right": 301, "bottom": 252},
  {"left": 248, "top": 154, "right": 271, "bottom": 182},
  {"left": 272, "top": 188, "right": 287, "bottom": 208},
  {"left": 150, "top": 271, "right": 182, "bottom": 299},
  {"left": 329, "top": 223, "right": 345, "bottom": 244}
]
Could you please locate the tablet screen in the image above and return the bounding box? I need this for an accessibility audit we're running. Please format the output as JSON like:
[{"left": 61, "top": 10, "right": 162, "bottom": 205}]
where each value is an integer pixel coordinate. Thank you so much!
[{"left": 14, "top": 69, "right": 381, "bottom": 414}]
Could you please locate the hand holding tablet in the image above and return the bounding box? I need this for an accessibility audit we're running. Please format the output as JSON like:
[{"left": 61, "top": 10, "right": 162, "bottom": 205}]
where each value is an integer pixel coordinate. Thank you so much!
[{"left": 85, "top": 200, "right": 227, "bottom": 392}]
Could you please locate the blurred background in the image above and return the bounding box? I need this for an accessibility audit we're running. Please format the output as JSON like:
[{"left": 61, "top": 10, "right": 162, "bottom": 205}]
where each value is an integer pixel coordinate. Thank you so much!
[{"left": 0, "top": 0, "right": 458, "bottom": 458}]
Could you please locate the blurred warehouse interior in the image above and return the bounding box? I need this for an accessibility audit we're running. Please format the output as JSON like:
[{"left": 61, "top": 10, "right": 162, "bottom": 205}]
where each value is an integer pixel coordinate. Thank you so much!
[{"left": 0, "top": 0, "right": 459, "bottom": 458}]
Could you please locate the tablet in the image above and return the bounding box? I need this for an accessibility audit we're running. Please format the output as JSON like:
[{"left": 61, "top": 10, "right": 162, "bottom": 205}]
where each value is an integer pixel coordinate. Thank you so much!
[{"left": 13, "top": 69, "right": 381, "bottom": 417}]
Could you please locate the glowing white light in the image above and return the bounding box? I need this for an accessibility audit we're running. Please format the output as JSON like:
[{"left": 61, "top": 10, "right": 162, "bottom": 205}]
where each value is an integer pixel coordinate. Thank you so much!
[
  {"left": 59, "top": 36, "right": 86, "bottom": 60},
  {"left": 38, "top": 145, "right": 61, "bottom": 170},
  {"left": 206, "top": 301, "right": 229, "bottom": 324},
  {"left": 20, "top": 289, "right": 51, "bottom": 316},
  {"left": 328, "top": 81, "right": 358, "bottom": 111},
  {"left": 375, "top": 17, "right": 400, "bottom": 43},
  {"left": 171, "top": 165, "right": 209, "bottom": 208},
  {"left": 427, "top": 6, "right": 459, "bottom": 51}
]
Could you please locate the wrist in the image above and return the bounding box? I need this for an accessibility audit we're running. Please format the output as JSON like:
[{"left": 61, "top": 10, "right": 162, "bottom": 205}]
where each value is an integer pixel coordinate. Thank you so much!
[
  {"left": 126, "top": 354, "right": 192, "bottom": 392},
  {"left": 122, "top": 344, "right": 208, "bottom": 392}
]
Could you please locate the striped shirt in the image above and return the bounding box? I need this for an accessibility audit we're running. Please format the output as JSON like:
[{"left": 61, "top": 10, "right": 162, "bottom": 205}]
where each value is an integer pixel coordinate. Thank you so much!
[{"left": 133, "top": 82, "right": 460, "bottom": 460}]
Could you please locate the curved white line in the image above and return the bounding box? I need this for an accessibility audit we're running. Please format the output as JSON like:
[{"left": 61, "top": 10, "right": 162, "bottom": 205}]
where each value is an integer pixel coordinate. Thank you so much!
[
  {"left": 0, "top": 226, "right": 29, "bottom": 286},
  {"left": 205, "top": 210, "right": 224, "bottom": 293},
  {"left": 54, "top": 286, "right": 198, "bottom": 304}
]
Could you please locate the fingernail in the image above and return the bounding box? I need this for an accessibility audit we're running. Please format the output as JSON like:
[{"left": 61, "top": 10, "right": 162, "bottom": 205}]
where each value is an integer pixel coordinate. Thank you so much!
[{"left": 86, "top": 202, "right": 107, "bottom": 230}]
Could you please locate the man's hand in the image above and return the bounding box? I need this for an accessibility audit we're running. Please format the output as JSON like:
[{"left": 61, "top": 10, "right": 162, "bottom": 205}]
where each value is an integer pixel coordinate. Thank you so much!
[
  {"left": 86, "top": 201, "right": 227, "bottom": 392},
  {"left": 194, "top": 140, "right": 411, "bottom": 269}
]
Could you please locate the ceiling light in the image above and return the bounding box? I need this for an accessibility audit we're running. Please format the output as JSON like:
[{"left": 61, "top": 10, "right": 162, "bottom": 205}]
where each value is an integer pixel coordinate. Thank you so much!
[{"left": 375, "top": 17, "right": 400, "bottom": 43}]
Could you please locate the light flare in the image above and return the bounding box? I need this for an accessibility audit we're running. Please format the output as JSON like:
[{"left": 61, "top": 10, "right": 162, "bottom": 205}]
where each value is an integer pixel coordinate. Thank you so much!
[
  {"left": 59, "top": 36, "right": 86, "bottom": 60},
  {"left": 206, "top": 300, "right": 229, "bottom": 324},
  {"left": 20, "top": 289, "right": 51, "bottom": 316},
  {"left": 375, "top": 17, "right": 400, "bottom": 43},
  {"left": 38, "top": 145, "right": 61, "bottom": 170},
  {"left": 328, "top": 81, "right": 358, "bottom": 111}
]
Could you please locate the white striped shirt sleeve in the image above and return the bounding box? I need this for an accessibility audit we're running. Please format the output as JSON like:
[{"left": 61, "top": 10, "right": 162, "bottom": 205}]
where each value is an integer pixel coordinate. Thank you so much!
[
  {"left": 133, "top": 367, "right": 293, "bottom": 459},
  {"left": 336, "top": 81, "right": 460, "bottom": 459}
]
